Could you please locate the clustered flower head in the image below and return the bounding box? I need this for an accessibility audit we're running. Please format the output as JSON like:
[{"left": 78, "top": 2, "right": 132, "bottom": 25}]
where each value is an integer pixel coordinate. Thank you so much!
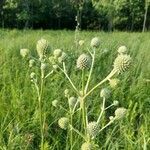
[
  {"left": 113, "top": 54, "right": 132, "bottom": 74},
  {"left": 118, "top": 46, "right": 128, "bottom": 55},
  {"left": 77, "top": 54, "right": 91, "bottom": 70},
  {"left": 36, "top": 38, "right": 48, "bottom": 59},
  {"left": 87, "top": 121, "right": 99, "bottom": 138},
  {"left": 100, "top": 88, "right": 111, "bottom": 99},
  {"left": 115, "top": 107, "right": 127, "bottom": 119},
  {"left": 20, "top": 48, "right": 29, "bottom": 58},
  {"left": 90, "top": 37, "right": 100, "bottom": 48},
  {"left": 52, "top": 100, "right": 59, "bottom": 107},
  {"left": 58, "top": 117, "right": 69, "bottom": 130}
]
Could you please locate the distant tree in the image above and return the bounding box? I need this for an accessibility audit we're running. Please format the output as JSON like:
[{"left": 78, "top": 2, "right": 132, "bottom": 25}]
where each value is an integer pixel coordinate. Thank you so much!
[{"left": 143, "top": 0, "right": 150, "bottom": 32}]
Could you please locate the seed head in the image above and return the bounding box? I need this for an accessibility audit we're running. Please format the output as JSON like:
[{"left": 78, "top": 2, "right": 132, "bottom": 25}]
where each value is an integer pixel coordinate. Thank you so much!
[
  {"left": 115, "top": 107, "right": 127, "bottom": 119},
  {"left": 68, "top": 97, "right": 77, "bottom": 109},
  {"left": 77, "top": 54, "right": 91, "bottom": 70},
  {"left": 87, "top": 121, "right": 99, "bottom": 138},
  {"left": 53, "top": 49, "right": 62, "bottom": 58},
  {"left": 36, "top": 38, "right": 48, "bottom": 59},
  {"left": 100, "top": 88, "right": 111, "bottom": 99},
  {"left": 90, "top": 37, "right": 100, "bottom": 48},
  {"left": 58, "top": 117, "right": 69, "bottom": 130},
  {"left": 20, "top": 49, "right": 29, "bottom": 58},
  {"left": 109, "top": 78, "right": 120, "bottom": 88},
  {"left": 118, "top": 46, "right": 128, "bottom": 55},
  {"left": 81, "top": 142, "right": 95, "bottom": 150},
  {"left": 113, "top": 54, "right": 132, "bottom": 74}
]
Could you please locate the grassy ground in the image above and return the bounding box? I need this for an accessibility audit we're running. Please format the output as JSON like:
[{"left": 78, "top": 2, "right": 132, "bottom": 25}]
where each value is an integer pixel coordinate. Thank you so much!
[{"left": 0, "top": 29, "right": 150, "bottom": 150}]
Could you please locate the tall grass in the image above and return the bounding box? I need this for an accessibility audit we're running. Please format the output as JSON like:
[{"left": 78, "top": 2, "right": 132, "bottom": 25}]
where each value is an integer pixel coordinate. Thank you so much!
[{"left": 0, "top": 29, "right": 150, "bottom": 149}]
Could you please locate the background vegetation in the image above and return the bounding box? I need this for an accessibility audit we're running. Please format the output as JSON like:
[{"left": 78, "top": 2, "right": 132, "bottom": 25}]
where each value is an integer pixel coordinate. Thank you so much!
[
  {"left": 0, "top": 30, "right": 150, "bottom": 149},
  {"left": 0, "top": 0, "right": 150, "bottom": 31}
]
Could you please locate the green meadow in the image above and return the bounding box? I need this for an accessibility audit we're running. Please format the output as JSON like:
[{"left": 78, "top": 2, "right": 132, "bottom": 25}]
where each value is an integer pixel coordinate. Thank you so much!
[{"left": 0, "top": 29, "right": 150, "bottom": 150}]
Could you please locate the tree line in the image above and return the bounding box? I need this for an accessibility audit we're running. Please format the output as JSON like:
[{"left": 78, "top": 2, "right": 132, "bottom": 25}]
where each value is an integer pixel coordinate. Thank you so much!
[{"left": 0, "top": 0, "right": 150, "bottom": 31}]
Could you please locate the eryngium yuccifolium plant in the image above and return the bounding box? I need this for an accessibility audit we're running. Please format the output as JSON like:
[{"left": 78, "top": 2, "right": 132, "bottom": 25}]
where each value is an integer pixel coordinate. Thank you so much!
[
  {"left": 77, "top": 54, "right": 91, "bottom": 70},
  {"left": 115, "top": 107, "right": 127, "bottom": 119},
  {"left": 118, "top": 46, "right": 128, "bottom": 55},
  {"left": 36, "top": 38, "right": 48, "bottom": 59},
  {"left": 68, "top": 97, "right": 77, "bottom": 109},
  {"left": 113, "top": 54, "right": 132, "bottom": 74},
  {"left": 100, "top": 88, "right": 111, "bottom": 99},
  {"left": 81, "top": 142, "right": 95, "bottom": 150},
  {"left": 58, "top": 117, "right": 69, "bottom": 130},
  {"left": 90, "top": 37, "right": 100, "bottom": 48},
  {"left": 87, "top": 122, "right": 99, "bottom": 138},
  {"left": 20, "top": 48, "right": 29, "bottom": 58}
]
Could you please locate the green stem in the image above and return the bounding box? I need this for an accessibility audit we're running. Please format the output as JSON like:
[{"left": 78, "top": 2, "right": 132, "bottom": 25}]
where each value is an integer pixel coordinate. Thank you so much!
[{"left": 83, "top": 69, "right": 117, "bottom": 100}]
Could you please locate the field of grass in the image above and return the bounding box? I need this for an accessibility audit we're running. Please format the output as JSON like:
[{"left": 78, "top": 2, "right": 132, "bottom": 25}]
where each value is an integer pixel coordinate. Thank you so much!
[{"left": 0, "top": 29, "right": 150, "bottom": 150}]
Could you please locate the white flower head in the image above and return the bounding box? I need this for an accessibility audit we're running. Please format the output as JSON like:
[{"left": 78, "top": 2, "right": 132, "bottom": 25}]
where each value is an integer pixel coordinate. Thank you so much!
[
  {"left": 29, "top": 59, "right": 35, "bottom": 68},
  {"left": 115, "top": 107, "right": 127, "bottom": 119},
  {"left": 79, "top": 40, "right": 85, "bottom": 46},
  {"left": 81, "top": 142, "right": 95, "bottom": 150},
  {"left": 58, "top": 117, "right": 69, "bottom": 130},
  {"left": 87, "top": 121, "right": 99, "bottom": 138},
  {"left": 52, "top": 100, "right": 59, "bottom": 107},
  {"left": 20, "top": 49, "right": 29, "bottom": 58},
  {"left": 53, "top": 49, "right": 62, "bottom": 58},
  {"left": 100, "top": 88, "right": 111, "bottom": 99},
  {"left": 118, "top": 46, "right": 128, "bottom": 55},
  {"left": 90, "top": 37, "right": 100, "bottom": 48}
]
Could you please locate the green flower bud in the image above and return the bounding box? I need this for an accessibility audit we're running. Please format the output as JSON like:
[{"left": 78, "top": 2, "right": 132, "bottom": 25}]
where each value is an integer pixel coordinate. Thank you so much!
[
  {"left": 118, "top": 46, "right": 128, "bottom": 55},
  {"left": 68, "top": 97, "right": 77, "bottom": 109},
  {"left": 58, "top": 117, "right": 69, "bottom": 130},
  {"left": 115, "top": 107, "right": 127, "bottom": 119},
  {"left": 90, "top": 37, "right": 100, "bottom": 48},
  {"left": 113, "top": 54, "right": 132, "bottom": 74},
  {"left": 52, "top": 100, "right": 59, "bottom": 107},
  {"left": 87, "top": 121, "right": 99, "bottom": 138},
  {"left": 81, "top": 142, "right": 95, "bottom": 150},
  {"left": 36, "top": 38, "right": 48, "bottom": 59},
  {"left": 77, "top": 54, "right": 91, "bottom": 70},
  {"left": 20, "top": 49, "right": 29, "bottom": 58},
  {"left": 53, "top": 49, "right": 62, "bottom": 58},
  {"left": 29, "top": 59, "right": 35, "bottom": 68},
  {"left": 100, "top": 88, "right": 111, "bottom": 99},
  {"left": 113, "top": 100, "right": 119, "bottom": 106}
]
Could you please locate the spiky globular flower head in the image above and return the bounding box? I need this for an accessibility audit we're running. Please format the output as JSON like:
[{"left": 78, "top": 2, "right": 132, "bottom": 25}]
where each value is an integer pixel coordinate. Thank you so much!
[
  {"left": 113, "top": 100, "right": 119, "bottom": 106},
  {"left": 109, "top": 116, "right": 114, "bottom": 121},
  {"left": 58, "top": 117, "right": 69, "bottom": 130},
  {"left": 81, "top": 142, "right": 95, "bottom": 150},
  {"left": 87, "top": 121, "right": 99, "bottom": 138},
  {"left": 20, "top": 49, "right": 29, "bottom": 58},
  {"left": 113, "top": 54, "right": 132, "bottom": 74},
  {"left": 115, "top": 107, "right": 127, "bottom": 119},
  {"left": 109, "top": 78, "right": 120, "bottom": 88},
  {"left": 36, "top": 38, "right": 48, "bottom": 59},
  {"left": 77, "top": 54, "right": 91, "bottom": 70},
  {"left": 29, "top": 59, "right": 35, "bottom": 67},
  {"left": 79, "top": 40, "right": 85, "bottom": 46},
  {"left": 68, "top": 97, "right": 77, "bottom": 109},
  {"left": 118, "top": 46, "right": 128, "bottom": 55},
  {"left": 90, "top": 37, "right": 100, "bottom": 48},
  {"left": 49, "top": 56, "right": 56, "bottom": 65},
  {"left": 64, "top": 89, "right": 69, "bottom": 97},
  {"left": 52, "top": 100, "right": 59, "bottom": 107},
  {"left": 53, "top": 49, "right": 62, "bottom": 58},
  {"left": 100, "top": 88, "right": 111, "bottom": 99}
]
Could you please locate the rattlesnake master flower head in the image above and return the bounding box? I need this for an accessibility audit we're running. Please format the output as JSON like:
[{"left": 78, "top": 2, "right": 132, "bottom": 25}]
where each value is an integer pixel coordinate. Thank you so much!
[
  {"left": 64, "top": 89, "right": 69, "bottom": 97},
  {"left": 118, "top": 46, "right": 128, "bottom": 55},
  {"left": 20, "top": 49, "right": 29, "bottom": 58},
  {"left": 79, "top": 40, "right": 85, "bottom": 46},
  {"left": 109, "top": 78, "right": 120, "bottom": 88},
  {"left": 30, "top": 72, "right": 36, "bottom": 79},
  {"left": 115, "top": 107, "right": 127, "bottom": 119},
  {"left": 53, "top": 49, "right": 62, "bottom": 58},
  {"left": 29, "top": 59, "right": 35, "bottom": 68},
  {"left": 113, "top": 100, "right": 119, "bottom": 106},
  {"left": 58, "top": 52, "right": 67, "bottom": 63},
  {"left": 49, "top": 56, "right": 56, "bottom": 65},
  {"left": 87, "top": 121, "right": 99, "bottom": 138},
  {"left": 81, "top": 142, "right": 95, "bottom": 150},
  {"left": 113, "top": 54, "right": 132, "bottom": 74},
  {"left": 100, "top": 88, "right": 111, "bottom": 99},
  {"left": 77, "top": 54, "right": 91, "bottom": 70},
  {"left": 52, "top": 100, "right": 59, "bottom": 107},
  {"left": 68, "top": 97, "right": 77, "bottom": 109},
  {"left": 41, "top": 63, "right": 47, "bottom": 71},
  {"left": 36, "top": 38, "right": 48, "bottom": 59},
  {"left": 90, "top": 37, "right": 100, "bottom": 48},
  {"left": 58, "top": 117, "right": 69, "bottom": 130}
]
